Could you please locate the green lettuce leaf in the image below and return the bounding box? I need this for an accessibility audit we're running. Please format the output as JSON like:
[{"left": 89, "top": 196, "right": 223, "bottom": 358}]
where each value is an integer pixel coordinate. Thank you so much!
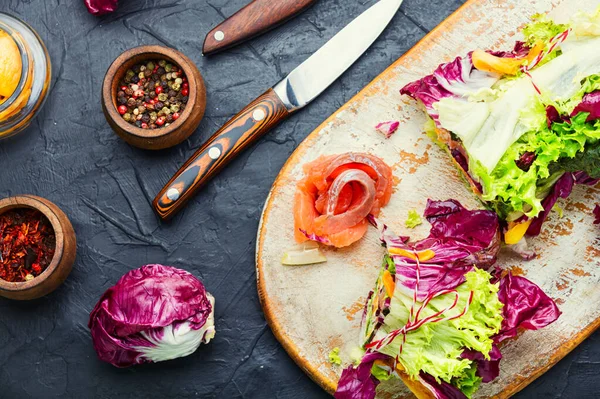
[
  {"left": 405, "top": 209, "right": 423, "bottom": 229},
  {"left": 522, "top": 13, "right": 569, "bottom": 46},
  {"left": 373, "top": 267, "right": 503, "bottom": 385},
  {"left": 329, "top": 347, "right": 342, "bottom": 366},
  {"left": 469, "top": 75, "right": 600, "bottom": 220},
  {"left": 555, "top": 140, "right": 600, "bottom": 178},
  {"left": 453, "top": 363, "right": 482, "bottom": 399},
  {"left": 371, "top": 363, "right": 393, "bottom": 382}
]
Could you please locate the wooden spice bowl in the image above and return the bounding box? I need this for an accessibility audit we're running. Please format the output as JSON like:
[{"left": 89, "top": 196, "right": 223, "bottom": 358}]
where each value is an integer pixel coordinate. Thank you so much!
[
  {"left": 0, "top": 195, "right": 76, "bottom": 300},
  {"left": 102, "top": 45, "right": 207, "bottom": 150}
]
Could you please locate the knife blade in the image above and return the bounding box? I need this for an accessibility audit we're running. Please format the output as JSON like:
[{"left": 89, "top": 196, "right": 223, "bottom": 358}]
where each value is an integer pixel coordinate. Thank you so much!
[
  {"left": 154, "top": 0, "right": 404, "bottom": 220},
  {"left": 203, "top": 0, "right": 318, "bottom": 56}
]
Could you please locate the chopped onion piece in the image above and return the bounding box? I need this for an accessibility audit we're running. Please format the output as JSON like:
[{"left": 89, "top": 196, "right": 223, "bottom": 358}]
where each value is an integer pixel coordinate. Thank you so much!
[{"left": 282, "top": 242, "right": 327, "bottom": 266}]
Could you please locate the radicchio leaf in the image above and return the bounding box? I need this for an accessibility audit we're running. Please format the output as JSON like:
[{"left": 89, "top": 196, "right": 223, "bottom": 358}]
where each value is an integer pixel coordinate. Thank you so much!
[
  {"left": 372, "top": 200, "right": 500, "bottom": 301},
  {"left": 451, "top": 148, "right": 470, "bottom": 173},
  {"left": 527, "top": 173, "right": 573, "bottom": 236},
  {"left": 461, "top": 345, "right": 502, "bottom": 383},
  {"left": 400, "top": 42, "right": 527, "bottom": 123},
  {"left": 335, "top": 352, "right": 390, "bottom": 399},
  {"left": 595, "top": 204, "right": 600, "bottom": 225},
  {"left": 423, "top": 199, "right": 500, "bottom": 258},
  {"left": 460, "top": 272, "right": 560, "bottom": 385},
  {"left": 528, "top": 172, "right": 599, "bottom": 236},
  {"left": 89, "top": 265, "right": 215, "bottom": 368},
  {"left": 375, "top": 121, "right": 400, "bottom": 139},
  {"left": 493, "top": 273, "right": 561, "bottom": 343},
  {"left": 545, "top": 105, "right": 569, "bottom": 128},
  {"left": 84, "top": 0, "right": 118, "bottom": 15},
  {"left": 299, "top": 228, "right": 332, "bottom": 245},
  {"left": 515, "top": 152, "right": 537, "bottom": 172},
  {"left": 400, "top": 54, "right": 498, "bottom": 120},
  {"left": 574, "top": 171, "right": 600, "bottom": 186},
  {"left": 571, "top": 91, "right": 600, "bottom": 122}
]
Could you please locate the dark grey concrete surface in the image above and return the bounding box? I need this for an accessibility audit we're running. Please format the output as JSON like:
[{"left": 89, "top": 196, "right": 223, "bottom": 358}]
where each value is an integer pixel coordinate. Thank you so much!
[{"left": 0, "top": 0, "right": 595, "bottom": 398}]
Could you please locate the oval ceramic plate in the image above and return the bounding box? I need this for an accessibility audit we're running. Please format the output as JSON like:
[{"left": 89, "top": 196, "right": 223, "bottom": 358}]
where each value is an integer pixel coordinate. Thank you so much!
[{"left": 256, "top": 0, "right": 600, "bottom": 397}]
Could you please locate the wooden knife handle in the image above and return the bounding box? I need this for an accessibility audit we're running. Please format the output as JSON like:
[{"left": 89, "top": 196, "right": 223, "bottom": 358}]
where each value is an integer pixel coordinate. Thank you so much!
[
  {"left": 203, "top": 0, "right": 317, "bottom": 55},
  {"left": 153, "top": 89, "right": 291, "bottom": 220}
]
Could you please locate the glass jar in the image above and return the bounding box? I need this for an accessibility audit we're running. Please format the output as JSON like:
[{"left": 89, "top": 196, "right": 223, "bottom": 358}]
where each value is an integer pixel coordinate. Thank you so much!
[{"left": 0, "top": 13, "right": 51, "bottom": 140}]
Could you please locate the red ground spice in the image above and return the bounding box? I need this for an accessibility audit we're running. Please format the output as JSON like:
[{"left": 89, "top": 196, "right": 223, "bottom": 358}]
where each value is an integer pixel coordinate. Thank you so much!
[{"left": 0, "top": 208, "right": 56, "bottom": 283}]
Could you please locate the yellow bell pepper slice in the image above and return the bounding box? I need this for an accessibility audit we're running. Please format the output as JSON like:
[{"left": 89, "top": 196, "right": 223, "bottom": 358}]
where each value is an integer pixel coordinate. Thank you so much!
[
  {"left": 472, "top": 50, "right": 523, "bottom": 75},
  {"left": 472, "top": 41, "right": 546, "bottom": 76},
  {"left": 382, "top": 270, "right": 395, "bottom": 298},
  {"left": 388, "top": 247, "right": 435, "bottom": 262},
  {"left": 504, "top": 219, "right": 533, "bottom": 245}
]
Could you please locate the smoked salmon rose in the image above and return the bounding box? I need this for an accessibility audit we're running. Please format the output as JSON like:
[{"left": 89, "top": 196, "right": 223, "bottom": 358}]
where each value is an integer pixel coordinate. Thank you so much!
[{"left": 294, "top": 153, "right": 393, "bottom": 248}]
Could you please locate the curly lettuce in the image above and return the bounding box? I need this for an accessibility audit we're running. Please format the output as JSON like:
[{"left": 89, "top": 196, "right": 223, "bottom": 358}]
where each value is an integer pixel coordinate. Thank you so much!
[
  {"left": 453, "top": 364, "right": 482, "bottom": 398},
  {"left": 522, "top": 13, "right": 569, "bottom": 46},
  {"left": 405, "top": 209, "right": 423, "bottom": 228},
  {"left": 471, "top": 76, "right": 600, "bottom": 220},
  {"left": 374, "top": 268, "right": 503, "bottom": 385}
]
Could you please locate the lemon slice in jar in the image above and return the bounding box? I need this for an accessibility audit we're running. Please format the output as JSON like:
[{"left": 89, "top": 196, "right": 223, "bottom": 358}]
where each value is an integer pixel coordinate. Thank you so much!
[{"left": 0, "top": 29, "right": 22, "bottom": 102}]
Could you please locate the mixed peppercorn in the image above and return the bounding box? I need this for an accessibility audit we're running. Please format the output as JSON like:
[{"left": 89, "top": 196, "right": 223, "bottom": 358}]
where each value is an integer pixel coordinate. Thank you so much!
[
  {"left": 116, "top": 59, "right": 189, "bottom": 129},
  {"left": 0, "top": 208, "right": 56, "bottom": 283}
]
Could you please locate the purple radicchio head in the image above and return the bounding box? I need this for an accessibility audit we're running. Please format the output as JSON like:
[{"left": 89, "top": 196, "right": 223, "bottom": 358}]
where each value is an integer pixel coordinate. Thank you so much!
[{"left": 89, "top": 264, "right": 215, "bottom": 368}]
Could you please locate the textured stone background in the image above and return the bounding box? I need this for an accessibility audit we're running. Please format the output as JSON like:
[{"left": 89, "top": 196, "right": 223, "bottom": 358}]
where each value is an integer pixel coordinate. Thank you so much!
[{"left": 0, "top": 0, "right": 597, "bottom": 398}]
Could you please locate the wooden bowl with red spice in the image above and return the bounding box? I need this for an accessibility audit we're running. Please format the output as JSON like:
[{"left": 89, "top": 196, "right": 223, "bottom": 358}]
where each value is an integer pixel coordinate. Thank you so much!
[
  {"left": 101, "top": 45, "right": 207, "bottom": 150},
  {"left": 0, "top": 195, "right": 76, "bottom": 300}
]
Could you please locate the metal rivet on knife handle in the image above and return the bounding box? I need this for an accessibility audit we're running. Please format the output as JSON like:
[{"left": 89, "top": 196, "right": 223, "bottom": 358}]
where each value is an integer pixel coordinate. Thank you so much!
[
  {"left": 253, "top": 109, "right": 266, "bottom": 121},
  {"left": 208, "top": 147, "right": 221, "bottom": 160},
  {"left": 152, "top": 89, "right": 292, "bottom": 220},
  {"left": 166, "top": 188, "right": 180, "bottom": 201},
  {"left": 214, "top": 31, "right": 225, "bottom": 41}
]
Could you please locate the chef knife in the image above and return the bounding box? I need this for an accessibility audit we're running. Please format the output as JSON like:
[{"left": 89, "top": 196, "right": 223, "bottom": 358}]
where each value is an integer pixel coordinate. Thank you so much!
[
  {"left": 203, "top": 0, "right": 318, "bottom": 56},
  {"left": 154, "top": 0, "right": 404, "bottom": 220}
]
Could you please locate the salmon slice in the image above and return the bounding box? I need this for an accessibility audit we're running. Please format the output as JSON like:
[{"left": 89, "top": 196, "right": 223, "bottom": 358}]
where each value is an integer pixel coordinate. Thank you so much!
[{"left": 293, "top": 153, "right": 393, "bottom": 248}]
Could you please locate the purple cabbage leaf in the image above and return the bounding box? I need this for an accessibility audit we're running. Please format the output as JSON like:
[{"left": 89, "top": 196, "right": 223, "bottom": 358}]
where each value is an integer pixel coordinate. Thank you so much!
[
  {"left": 461, "top": 345, "right": 502, "bottom": 383},
  {"left": 375, "top": 121, "right": 400, "bottom": 139},
  {"left": 571, "top": 91, "right": 600, "bottom": 122},
  {"left": 400, "top": 54, "right": 498, "bottom": 120},
  {"left": 84, "top": 0, "right": 118, "bottom": 15},
  {"left": 493, "top": 272, "right": 562, "bottom": 343},
  {"left": 371, "top": 199, "right": 500, "bottom": 301},
  {"left": 89, "top": 265, "right": 215, "bottom": 368},
  {"left": 528, "top": 172, "right": 599, "bottom": 236},
  {"left": 334, "top": 352, "right": 391, "bottom": 399}
]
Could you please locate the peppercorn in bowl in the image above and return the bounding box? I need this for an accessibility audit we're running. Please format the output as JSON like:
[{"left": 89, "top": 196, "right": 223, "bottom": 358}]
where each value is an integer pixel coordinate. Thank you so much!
[{"left": 102, "top": 45, "right": 207, "bottom": 150}]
